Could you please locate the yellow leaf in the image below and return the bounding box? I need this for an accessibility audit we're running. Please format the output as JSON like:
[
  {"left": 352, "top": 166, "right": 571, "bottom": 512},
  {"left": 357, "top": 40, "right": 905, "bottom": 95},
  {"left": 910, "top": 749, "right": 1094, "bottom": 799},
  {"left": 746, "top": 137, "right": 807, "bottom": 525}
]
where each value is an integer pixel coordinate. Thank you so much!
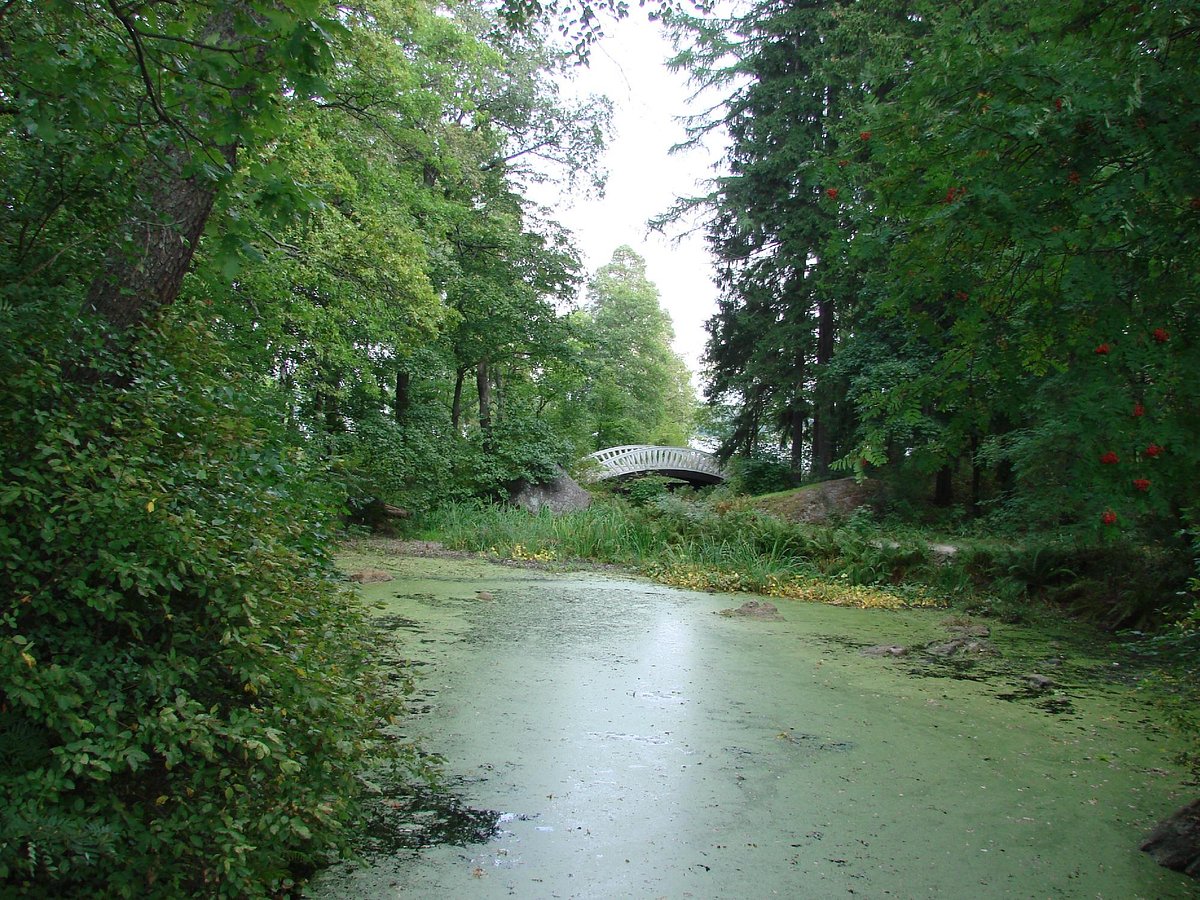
[{"left": 146, "top": 499, "right": 155, "bottom": 513}]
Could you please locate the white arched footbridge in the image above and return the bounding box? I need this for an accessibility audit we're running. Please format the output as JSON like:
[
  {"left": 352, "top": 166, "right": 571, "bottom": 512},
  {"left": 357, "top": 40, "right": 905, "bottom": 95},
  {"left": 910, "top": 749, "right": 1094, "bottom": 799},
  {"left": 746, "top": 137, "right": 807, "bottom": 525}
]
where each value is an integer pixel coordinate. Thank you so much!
[{"left": 584, "top": 445, "right": 727, "bottom": 486}]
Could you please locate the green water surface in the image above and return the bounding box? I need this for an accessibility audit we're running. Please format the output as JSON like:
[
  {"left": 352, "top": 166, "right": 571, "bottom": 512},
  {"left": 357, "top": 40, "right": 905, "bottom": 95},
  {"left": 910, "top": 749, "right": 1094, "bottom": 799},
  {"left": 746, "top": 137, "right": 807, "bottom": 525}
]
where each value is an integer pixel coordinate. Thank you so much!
[{"left": 308, "top": 552, "right": 1196, "bottom": 899}]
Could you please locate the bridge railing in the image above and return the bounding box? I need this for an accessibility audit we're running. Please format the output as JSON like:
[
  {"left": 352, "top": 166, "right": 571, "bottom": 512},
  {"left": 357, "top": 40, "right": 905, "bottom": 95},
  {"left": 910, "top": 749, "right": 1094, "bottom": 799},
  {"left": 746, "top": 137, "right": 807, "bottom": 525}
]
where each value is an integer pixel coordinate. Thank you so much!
[{"left": 583, "top": 445, "right": 726, "bottom": 482}]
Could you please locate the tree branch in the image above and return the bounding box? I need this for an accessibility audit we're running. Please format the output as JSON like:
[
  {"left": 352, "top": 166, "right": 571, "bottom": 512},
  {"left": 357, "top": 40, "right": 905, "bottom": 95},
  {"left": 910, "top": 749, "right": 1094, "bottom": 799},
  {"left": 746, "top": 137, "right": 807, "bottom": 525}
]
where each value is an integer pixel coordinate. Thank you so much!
[{"left": 105, "top": 0, "right": 181, "bottom": 131}]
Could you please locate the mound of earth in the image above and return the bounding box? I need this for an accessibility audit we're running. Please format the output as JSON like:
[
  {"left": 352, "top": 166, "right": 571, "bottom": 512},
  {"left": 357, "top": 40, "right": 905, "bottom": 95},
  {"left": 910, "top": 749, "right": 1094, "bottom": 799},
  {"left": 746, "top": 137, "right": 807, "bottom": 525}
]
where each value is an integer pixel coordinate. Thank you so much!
[
  {"left": 349, "top": 569, "right": 393, "bottom": 584},
  {"left": 753, "top": 477, "right": 880, "bottom": 525},
  {"left": 718, "top": 600, "right": 782, "bottom": 620}
]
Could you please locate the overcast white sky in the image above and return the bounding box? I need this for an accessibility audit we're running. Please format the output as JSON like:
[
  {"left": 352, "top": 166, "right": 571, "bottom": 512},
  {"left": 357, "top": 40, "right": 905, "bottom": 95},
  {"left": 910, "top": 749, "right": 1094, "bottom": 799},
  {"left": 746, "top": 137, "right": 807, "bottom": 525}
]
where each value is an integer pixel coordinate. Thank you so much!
[{"left": 535, "top": 14, "right": 726, "bottom": 374}]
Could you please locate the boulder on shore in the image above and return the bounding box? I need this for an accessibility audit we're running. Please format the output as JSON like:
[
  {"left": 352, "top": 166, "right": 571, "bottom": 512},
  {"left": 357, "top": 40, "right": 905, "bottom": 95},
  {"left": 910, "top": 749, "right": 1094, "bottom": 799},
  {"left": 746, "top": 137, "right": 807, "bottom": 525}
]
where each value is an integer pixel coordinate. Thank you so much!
[{"left": 509, "top": 466, "right": 592, "bottom": 516}]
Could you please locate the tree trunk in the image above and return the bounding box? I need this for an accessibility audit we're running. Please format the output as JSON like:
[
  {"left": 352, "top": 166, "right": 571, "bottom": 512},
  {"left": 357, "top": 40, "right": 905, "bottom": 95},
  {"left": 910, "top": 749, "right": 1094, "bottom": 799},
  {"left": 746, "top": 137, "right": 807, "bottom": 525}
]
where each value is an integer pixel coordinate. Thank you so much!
[
  {"left": 84, "top": 5, "right": 249, "bottom": 336},
  {"left": 810, "top": 297, "right": 835, "bottom": 477},
  {"left": 969, "top": 433, "right": 982, "bottom": 516},
  {"left": 324, "top": 388, "right": 342, "bottom": 433},
  {"left": 789, "top": 402, "right": 806, "bottom": 475},
  {"left": 85, "top": 148, "right": 231, "bottom": 333},
  {"left": 789, "top": 347, "right": 807, "bottom": 475},
  {"left": 394, "top": 370, "right": 411, "bottom": 425},
  {"left": 476, "top": 360, "right": 493, "bottom": 449},
  {"left": 451, "top": 367, "right": 467, "bottom": 432},
  {"left": 934, "top": 464, "right": 954, "bottom": 507}
]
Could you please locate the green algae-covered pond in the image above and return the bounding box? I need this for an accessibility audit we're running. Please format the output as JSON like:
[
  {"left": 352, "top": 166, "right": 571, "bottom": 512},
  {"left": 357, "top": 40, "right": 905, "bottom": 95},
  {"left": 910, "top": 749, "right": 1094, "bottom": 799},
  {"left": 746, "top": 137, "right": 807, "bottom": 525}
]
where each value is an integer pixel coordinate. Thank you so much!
[{"left": 309, "top": 550, "right": 1196, "bottom": 898}]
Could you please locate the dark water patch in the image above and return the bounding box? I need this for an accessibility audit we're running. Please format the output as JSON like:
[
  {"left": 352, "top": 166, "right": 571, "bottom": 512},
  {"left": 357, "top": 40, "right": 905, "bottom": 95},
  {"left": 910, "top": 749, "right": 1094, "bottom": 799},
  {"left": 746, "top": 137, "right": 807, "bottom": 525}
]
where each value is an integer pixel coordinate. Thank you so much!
[
  {"left": 374, "top": 613, "right": 424, "bottom": 633},
  {"left": 776, "top": 730, "right": 855, "bottom": 753},
  {"left": 808, "top": 633, "right": 874, "bottom": 652},
  {"left": 995, "top": 684, "right": 1077, "bottom": 716},
  {"left": 902, "top": 656, "right": 993, "bottom": 682},
  {"left": 360, "top": 779, "right": 503, "bottom": 855}
]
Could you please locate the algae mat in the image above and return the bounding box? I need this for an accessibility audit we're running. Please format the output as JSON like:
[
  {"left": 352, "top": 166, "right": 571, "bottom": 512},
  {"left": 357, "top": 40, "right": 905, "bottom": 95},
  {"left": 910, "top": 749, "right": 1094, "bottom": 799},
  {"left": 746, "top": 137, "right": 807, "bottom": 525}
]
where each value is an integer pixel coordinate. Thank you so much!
[{"left": 309, "top": 554, "right": 1196, "bottom": 898}]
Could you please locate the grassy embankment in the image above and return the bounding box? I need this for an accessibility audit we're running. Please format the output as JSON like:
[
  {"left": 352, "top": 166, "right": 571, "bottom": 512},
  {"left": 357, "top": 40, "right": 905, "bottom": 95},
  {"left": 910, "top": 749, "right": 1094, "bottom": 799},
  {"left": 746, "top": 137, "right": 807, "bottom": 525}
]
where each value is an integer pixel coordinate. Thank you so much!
[{"left": 421, "top": 484, "right": 1188, "bottom": 625}]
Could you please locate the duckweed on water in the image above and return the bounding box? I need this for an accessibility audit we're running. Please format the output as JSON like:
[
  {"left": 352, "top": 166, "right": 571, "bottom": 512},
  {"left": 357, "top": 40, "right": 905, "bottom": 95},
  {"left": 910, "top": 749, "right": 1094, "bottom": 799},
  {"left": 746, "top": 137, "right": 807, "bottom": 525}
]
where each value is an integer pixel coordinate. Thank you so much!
[{"left": 310, "top": 550, "right": 1197, "bottom": 899}]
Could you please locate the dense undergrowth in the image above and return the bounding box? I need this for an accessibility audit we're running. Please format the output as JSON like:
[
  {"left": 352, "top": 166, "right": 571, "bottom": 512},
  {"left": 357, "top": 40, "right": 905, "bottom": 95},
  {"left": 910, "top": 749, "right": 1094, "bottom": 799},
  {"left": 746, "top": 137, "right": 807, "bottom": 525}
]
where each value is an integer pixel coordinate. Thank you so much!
[{"left": 0, "top": 315, "right": 420, "bottom": 897}]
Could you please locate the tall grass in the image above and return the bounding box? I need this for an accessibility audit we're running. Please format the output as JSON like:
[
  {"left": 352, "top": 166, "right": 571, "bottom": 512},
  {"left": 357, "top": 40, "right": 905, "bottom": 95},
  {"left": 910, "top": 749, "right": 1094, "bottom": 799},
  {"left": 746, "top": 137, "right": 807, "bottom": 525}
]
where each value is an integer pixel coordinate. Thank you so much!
[
  {"left": 425, "top": 500, "right": 664, "bottom": 566},
  {"left": 422, "top": 496, "right": 942, "bottom": 609}
]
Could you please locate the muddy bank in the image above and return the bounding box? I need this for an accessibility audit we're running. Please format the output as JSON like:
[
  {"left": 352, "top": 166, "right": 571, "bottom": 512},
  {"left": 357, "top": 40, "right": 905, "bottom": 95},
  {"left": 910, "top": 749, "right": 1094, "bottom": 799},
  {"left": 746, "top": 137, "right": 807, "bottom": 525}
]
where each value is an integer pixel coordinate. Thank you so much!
[{"left": 309, "top": 548, "right": 1195, "bottom": 898}]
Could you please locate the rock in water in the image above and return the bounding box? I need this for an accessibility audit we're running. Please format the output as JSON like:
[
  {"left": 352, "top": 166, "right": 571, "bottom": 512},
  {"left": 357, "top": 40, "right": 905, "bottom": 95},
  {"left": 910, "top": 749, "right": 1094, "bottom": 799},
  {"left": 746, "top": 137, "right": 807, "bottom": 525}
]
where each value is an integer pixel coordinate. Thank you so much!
[
  {"left": 717, "top": 600, "right": 782, "bottom": 620},
  {"left": 1141, "top": 798, "right": 1200, "bottom": 878},
  {"left": 349, "top": 569, "right": 393, "bottom": 584},
  {"left": 861, "top": 645, "right": 908, "bottom": 658},
  {"left": 925, "top": 636, "right": 999, "bottom": 657},
  {"left": 1022, "top": 673, "right": 1054, "bottom": 690}
]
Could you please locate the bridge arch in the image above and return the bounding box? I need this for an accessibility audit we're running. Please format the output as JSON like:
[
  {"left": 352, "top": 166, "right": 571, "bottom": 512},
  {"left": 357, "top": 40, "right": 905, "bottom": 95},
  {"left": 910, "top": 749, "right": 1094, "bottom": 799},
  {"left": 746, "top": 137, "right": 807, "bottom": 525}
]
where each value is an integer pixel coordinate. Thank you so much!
[{"left": 583, "top": 445, "right": 727, "bottom": 486}]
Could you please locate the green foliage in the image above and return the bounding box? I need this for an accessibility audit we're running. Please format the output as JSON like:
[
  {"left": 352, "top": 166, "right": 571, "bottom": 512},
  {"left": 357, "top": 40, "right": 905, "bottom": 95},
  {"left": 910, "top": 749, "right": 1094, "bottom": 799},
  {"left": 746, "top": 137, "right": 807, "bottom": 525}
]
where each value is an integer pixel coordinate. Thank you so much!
[
  {"left": 723, "top": 453, "right": 802, "bottom": 496},
  {"left": 623, "top": 476, "right": 687, "bottom": 507},
  {"left": 664, "top": 0, "right": 904, "bottom": 474},
  {"left": 548, "top": 246, "right": 696, "bottom": 452},
  {"left": 0, "top": 0, "right": 669, "bottom": 893},
  {"left": 843, "top": 0, "right": 1200, "bottom": 532},
  {"left": 671, "top": 0, "right": 1199, "bottom": 552},
  {"left": 1128, "top": 517, "right": 1200, "bottom": 779},
  {"left": 0, "top": 312, "right": 403, "bottom": 896},
  {"left": 333, "top": 412, "right": 460, "bottom": 515},
  {"left": 429, "top": 489, "right": 1195, "bottom": 632},
  {"left": 427, "top": 498, "right": 665, "bottom": 564}
]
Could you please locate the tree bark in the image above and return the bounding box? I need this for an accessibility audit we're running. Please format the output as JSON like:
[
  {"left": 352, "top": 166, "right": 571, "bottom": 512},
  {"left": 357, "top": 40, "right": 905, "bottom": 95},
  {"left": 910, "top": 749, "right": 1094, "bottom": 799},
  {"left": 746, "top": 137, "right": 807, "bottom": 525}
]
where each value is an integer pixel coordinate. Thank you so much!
[
  {"left": 789, "top": 347, "right": 807, "bottom": 475},
  {"left": 394, "top": 370, "right": 411, "bottom": 425},
  {"left": 476, "top": 360, "right": 493, "bottom": 449},
  {"left": 810, "top": 297, "right": 835, "bottom": 477},
  {"left": 934, "top": 464, "right": 954, "bottom": 507},
  {"left": 85, "top": 148, "right": 231, "bottom": 332},
  {"left": 84, "top": 4, "right": 250, "bottom": 336},
  {"left": 969, "top": 433, "right": 982, "bottom": 515},
  {"left": 789, "top": 401, "right": 806, "bottom": 475},
  {"left": 452, "top": 366, "right": 467, "bottom": 432}
]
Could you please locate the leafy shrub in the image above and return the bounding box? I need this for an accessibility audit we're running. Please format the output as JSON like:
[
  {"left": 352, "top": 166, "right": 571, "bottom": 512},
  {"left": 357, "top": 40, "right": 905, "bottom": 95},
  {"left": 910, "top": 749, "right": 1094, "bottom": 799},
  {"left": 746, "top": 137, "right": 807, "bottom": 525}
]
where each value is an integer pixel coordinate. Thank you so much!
[
  {"left": 0, "top": 313, "right": 399, "bottom": 896},
  {"left": 723, "top": 454, "right": 800, "bottom": 496},
  {"left": 624, "top": 476, "right": 687, "bottom": 507},
  {"left": 333, "top": 411, "right": 460, "bottom": 516},
  {"left": 333, "top": 400, "right": 570, "bottom": 523},
  {"left": 456, "top": 409, "right": 567, "bottom": 500}
]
